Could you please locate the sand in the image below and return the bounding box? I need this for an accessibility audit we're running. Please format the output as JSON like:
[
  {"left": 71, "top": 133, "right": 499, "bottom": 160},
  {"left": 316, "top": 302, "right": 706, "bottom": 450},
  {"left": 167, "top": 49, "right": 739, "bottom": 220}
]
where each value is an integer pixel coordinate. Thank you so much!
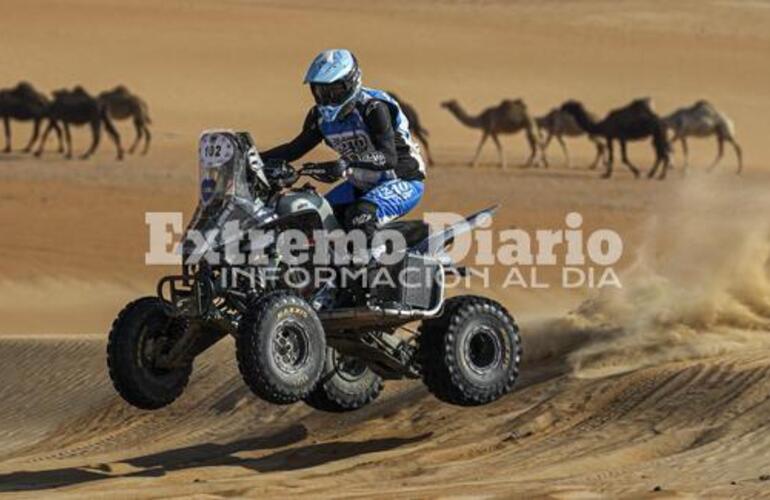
[{"left": 1, "top": 0, "right": 769, "bottom": 497}]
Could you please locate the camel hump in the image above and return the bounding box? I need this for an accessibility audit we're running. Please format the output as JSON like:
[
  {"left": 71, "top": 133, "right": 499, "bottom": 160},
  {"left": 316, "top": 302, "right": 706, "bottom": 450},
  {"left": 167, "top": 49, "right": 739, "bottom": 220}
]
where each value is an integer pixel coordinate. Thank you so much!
[
  {"left": 631, "top": 96, "right": 654, "bottom": 110},
  {"left": 8, "top": 81, "right": 39, "bottom": 100},
  {"left": 501, "top": 98, "right": 524, "bottom": 107},
  {"left": 103, "top": 85, "right": 132, "bottom": 98},
  {"left": 561, "top": 99, "right": 583, "bottom": 111},
  {"left": 15, "top": 81, "right": 34, "bottom": 92},
  {"left": 693, "top": 99, "right": 714, "bottom": 111},
  {"left": 500, "top": 99, "right": 526, "bottom": 113}
]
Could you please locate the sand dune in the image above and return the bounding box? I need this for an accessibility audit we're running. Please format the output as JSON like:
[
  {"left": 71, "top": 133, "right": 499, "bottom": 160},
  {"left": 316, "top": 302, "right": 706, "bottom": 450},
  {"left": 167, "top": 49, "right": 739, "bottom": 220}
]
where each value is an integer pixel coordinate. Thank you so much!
[
  {"left": 1, "top": 332, "right": 770, "bottom": 497},
  {"left": 1, "top": 0, "right": 770, "bottom": 497}
]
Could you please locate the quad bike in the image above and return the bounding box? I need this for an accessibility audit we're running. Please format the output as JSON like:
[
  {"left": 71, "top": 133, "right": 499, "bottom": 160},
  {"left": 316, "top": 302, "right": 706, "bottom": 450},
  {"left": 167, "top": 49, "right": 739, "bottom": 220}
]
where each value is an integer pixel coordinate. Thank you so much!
[{"left": 107, "top": 130, "right": 521, "bottom": 412}]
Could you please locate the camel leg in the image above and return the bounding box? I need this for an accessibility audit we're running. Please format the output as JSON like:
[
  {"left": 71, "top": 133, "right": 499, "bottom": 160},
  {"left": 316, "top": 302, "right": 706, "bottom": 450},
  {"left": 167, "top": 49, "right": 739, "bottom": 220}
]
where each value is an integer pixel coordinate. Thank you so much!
[
  {"left": 667, "top": 132, "right": 679, "bottom": 164},
  {"left": 22, "top": 119, "right": 41, "bottom": 153},
  {"left": 602, "top": 139, "right": 614, "bottom": 179},
  {"left": 470, "top": 132, "right": 488, "bottom": 167},
  {"left": 524, "top": 127, "right": 539, "bottom": 167},
  {"left": 52, "top": 121, "right": 64, "bottom": 153},
  {"left": 81, "top": 119, "right": 102, "bottom": 159},
  {"left": 540, "top": 131, "right": 553, "bottom": 168},
  {"left": 34, "top": 120, "right": 54, "bottom": 157},
  {"left": 620, "top": 140, "right": 641, "bottom": 178},
  {"left": 708, "top": 136, "right": 724, "bottom": 172},
  {"left": 3, "top": 116, "right": 10, "bottom": 153},
  {"left": 102, "top": 114, "right": 124, "bottom": 160},
  {"left": 648, "top": 143, "right": 671, "bottom": 180},
  {"left": 729, "top": 138, "right": 743, "bottom": 174},
  {"left": 142, "top": 125, "right": 151, "bottom": 155},
  {"left": 556, "top": 135, "right": 570, "bottom": 168},
  {"left": 680, "top": 137, "right": 689, "bottom": 173},
  {"left": 589, "top": 138, "right": 604, "bottom": 170},
  {"left": 63, "top": 123, "right": 73, "bottom": 159},
  {"left": 491, "top": 133, "right": 506, "bottom": 169},
  {"left": 128, "top": 118, "right": 143, "bottom": 154},
  {"left": 657, "top": 154, "right": 671, "bottom": 180},
  {"left": 649, "top": 158, "right": 664, "bottom": 180}
]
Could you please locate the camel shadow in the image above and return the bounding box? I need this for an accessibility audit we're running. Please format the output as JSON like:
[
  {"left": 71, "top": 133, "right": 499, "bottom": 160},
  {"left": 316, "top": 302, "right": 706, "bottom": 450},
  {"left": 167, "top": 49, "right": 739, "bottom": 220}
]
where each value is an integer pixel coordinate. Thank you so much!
[{"left": 0, "top": 423, "right": 431, "bottom": 492}]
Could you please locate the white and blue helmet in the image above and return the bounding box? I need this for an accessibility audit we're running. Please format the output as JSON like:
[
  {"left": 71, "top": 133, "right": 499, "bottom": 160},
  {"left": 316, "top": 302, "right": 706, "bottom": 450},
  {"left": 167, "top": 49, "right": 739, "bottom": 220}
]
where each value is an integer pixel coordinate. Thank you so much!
[{"left": 304, "top": 49, "right": 362, "bottom": 122}]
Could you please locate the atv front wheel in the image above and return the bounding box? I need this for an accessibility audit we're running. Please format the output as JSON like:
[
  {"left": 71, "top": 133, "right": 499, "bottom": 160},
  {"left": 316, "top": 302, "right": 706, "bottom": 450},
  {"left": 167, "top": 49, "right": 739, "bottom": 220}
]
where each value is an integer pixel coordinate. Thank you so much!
[
  {"left": 236, "top": 292, "right": 326, "bottom": 404},
  {"left": 304, "top": 348, "right": 383, "bottom": 412},
  {"left": 107, "top": 297, "right": 192, "bottom": 410},
  {"left": 419, "top": 296, "right": 520, "bottom": 406}
]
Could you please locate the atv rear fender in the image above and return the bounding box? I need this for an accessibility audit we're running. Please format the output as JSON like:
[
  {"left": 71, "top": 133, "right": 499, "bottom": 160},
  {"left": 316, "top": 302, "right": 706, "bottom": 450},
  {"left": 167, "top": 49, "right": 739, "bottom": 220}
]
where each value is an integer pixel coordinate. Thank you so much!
[{"left": 412, "top": 205, "right": 499, "bottom": 259}]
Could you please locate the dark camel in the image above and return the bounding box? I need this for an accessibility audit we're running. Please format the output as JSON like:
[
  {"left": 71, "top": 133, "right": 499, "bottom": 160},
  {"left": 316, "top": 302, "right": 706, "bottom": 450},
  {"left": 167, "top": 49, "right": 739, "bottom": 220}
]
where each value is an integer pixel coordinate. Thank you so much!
[
  {"left": 535, "top": 107, "right": 605, "bottom": 169},
  {"left": 442, "top": 99, "right": 540, "bottom": 168},
  {"left": 0, "top": 81, "right": 63, "bottom": 154},
  {"left": 561, "top": 98, "right": 670, "bottom": 179},
  {"left": 387, "top": 91, "right": 433, "bottom": 166},
  {"left": 98, "top": 85, "right": 152, "bottom": 155},
  {"left": 36, "top": 87, "right": 123, "bottom": 160}
]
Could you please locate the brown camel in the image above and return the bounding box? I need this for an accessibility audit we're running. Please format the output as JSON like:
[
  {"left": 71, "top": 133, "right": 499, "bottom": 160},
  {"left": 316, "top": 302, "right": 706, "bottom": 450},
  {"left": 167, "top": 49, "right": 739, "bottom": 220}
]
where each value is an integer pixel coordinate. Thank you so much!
[
  {"left": 441, "top": 99, "right": 540, "bottom": 168},
  {"left": 36, "top": 86, "right": 123, "bottom": 160},
  {"left": 0, "top": 81, "right": 63, "bottom": 154},
  {"left": 535, "top": 107, "right": 605, "bottom": 169},
  {"left": 662, "top": 100, "right": 742, "bottom": 174},
  {"left": 98, "top": 85, "right": 152, "bottom": 155},
  {"left": 561, "top": 98, "right": 670, "bottom": 180},
  {"left": 387, "top": 91, "right": 433, "bottom": 166}
]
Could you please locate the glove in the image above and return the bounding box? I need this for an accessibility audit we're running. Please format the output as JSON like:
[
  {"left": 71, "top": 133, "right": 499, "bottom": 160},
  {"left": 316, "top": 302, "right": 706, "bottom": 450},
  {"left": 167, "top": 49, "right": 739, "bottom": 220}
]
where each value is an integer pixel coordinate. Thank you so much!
[
  {"left": 263, "top": 159, "right": 297, "bottom": 187},
  {"left": 344, "top": 151, "right": 388, "bottom": 170},
  {"left": 302, "top": 159, "right": 349, "bottom": 183}
]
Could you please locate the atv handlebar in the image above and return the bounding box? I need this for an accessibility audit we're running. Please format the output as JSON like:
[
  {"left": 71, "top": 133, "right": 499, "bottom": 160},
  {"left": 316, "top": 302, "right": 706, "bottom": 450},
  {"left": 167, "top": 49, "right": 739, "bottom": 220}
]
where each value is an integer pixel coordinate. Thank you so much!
[
  {"left": 265, "top": 160, "right": 345, "bottom": 188},
  {"left": 298, "top": 161, "right": 346, "bottom": 183},
  {"left": 262, "top": 158, "right": 345, "bottom": 188}
]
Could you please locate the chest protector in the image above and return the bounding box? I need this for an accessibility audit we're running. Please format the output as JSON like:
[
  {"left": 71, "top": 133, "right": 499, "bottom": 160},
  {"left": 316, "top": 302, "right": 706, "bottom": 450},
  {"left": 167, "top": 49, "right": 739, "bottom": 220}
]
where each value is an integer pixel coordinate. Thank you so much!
[{"left": 317, "top": 87, "right": 424, "bottom": 190}]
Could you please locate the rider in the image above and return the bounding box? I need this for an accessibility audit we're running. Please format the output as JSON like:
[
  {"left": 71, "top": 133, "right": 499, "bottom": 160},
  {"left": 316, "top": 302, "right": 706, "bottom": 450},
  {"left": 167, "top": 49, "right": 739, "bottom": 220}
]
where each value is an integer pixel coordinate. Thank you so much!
[{"left": 261, "top": 49, "right": 426, "bottom": 239}]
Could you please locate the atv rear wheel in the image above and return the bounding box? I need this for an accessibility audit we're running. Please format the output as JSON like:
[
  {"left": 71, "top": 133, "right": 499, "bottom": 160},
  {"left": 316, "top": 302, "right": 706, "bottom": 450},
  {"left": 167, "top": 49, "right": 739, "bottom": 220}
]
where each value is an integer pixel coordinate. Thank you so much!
[
  {"left": 236, "top": 292, "right": 326, "bottom": 404},
  {"left": 419, "top": 296, "right": 520, "bottom": 406},
  {"left": 304, "top": 348, "right": 383, "bottom": 412},
  {"left": 107, "top": 297, "right": 192, "bottom": 410}
]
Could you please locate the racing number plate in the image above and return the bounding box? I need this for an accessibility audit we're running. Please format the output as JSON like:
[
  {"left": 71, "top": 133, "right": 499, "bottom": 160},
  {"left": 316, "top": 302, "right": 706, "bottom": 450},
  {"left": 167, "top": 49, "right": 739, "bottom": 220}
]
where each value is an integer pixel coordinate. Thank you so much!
[{"left": 199, "top": 132, "right": 235, "bottom": 169}]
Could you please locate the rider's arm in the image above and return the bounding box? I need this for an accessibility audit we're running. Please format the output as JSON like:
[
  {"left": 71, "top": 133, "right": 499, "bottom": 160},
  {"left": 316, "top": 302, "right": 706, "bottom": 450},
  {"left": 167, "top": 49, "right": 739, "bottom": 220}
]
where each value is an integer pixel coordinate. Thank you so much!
[
  {"left": 261, "top": 109, "right": 323, "bottom": 162},
  {"left": 345, "top": 100, "right": 399, "bottom": 171}
]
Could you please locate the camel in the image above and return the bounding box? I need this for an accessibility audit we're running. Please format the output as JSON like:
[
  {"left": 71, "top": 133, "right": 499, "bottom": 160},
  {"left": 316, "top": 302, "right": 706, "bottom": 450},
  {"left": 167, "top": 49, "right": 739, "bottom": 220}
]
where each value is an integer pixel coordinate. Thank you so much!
[
  {"left": 98, "top": 85, "right": 152, "bottom": 155},
  {"left": 662, "top": 100, "right": 742, "bottom": 174},
  {"left": 441, "top": 98, "right": 540, "bottom": 168},
  {"left": 0, "top": 81, "right": 63, "bottom": 154},
  {"left": 535, "top": 107, "right": 606, "bottom": 169},
  {"left": 561, "top": 98, "right": 670, "bottom": 180},
  {"left": 36, "top": 86, "right": 123, "bottom": 160},
  {"left": 388, "top": 91, "right": 433, "bottom": 166}
]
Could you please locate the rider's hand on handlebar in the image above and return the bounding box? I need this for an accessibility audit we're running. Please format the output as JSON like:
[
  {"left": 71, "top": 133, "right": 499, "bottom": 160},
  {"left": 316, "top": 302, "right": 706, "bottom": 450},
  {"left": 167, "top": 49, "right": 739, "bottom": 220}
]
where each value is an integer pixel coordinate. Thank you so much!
[
  {"left": 301, "top": 159, "right": 349, "bottom": 183},
  {"left": 263, "top": 158, "right": 298, "bottom": 187}
]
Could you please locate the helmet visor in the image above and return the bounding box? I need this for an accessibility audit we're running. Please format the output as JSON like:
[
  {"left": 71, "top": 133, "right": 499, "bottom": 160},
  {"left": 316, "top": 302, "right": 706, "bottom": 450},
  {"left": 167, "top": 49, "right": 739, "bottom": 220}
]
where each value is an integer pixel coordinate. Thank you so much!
[{"left": 310, "top": 81, "right": 353, "bottom": 106}]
